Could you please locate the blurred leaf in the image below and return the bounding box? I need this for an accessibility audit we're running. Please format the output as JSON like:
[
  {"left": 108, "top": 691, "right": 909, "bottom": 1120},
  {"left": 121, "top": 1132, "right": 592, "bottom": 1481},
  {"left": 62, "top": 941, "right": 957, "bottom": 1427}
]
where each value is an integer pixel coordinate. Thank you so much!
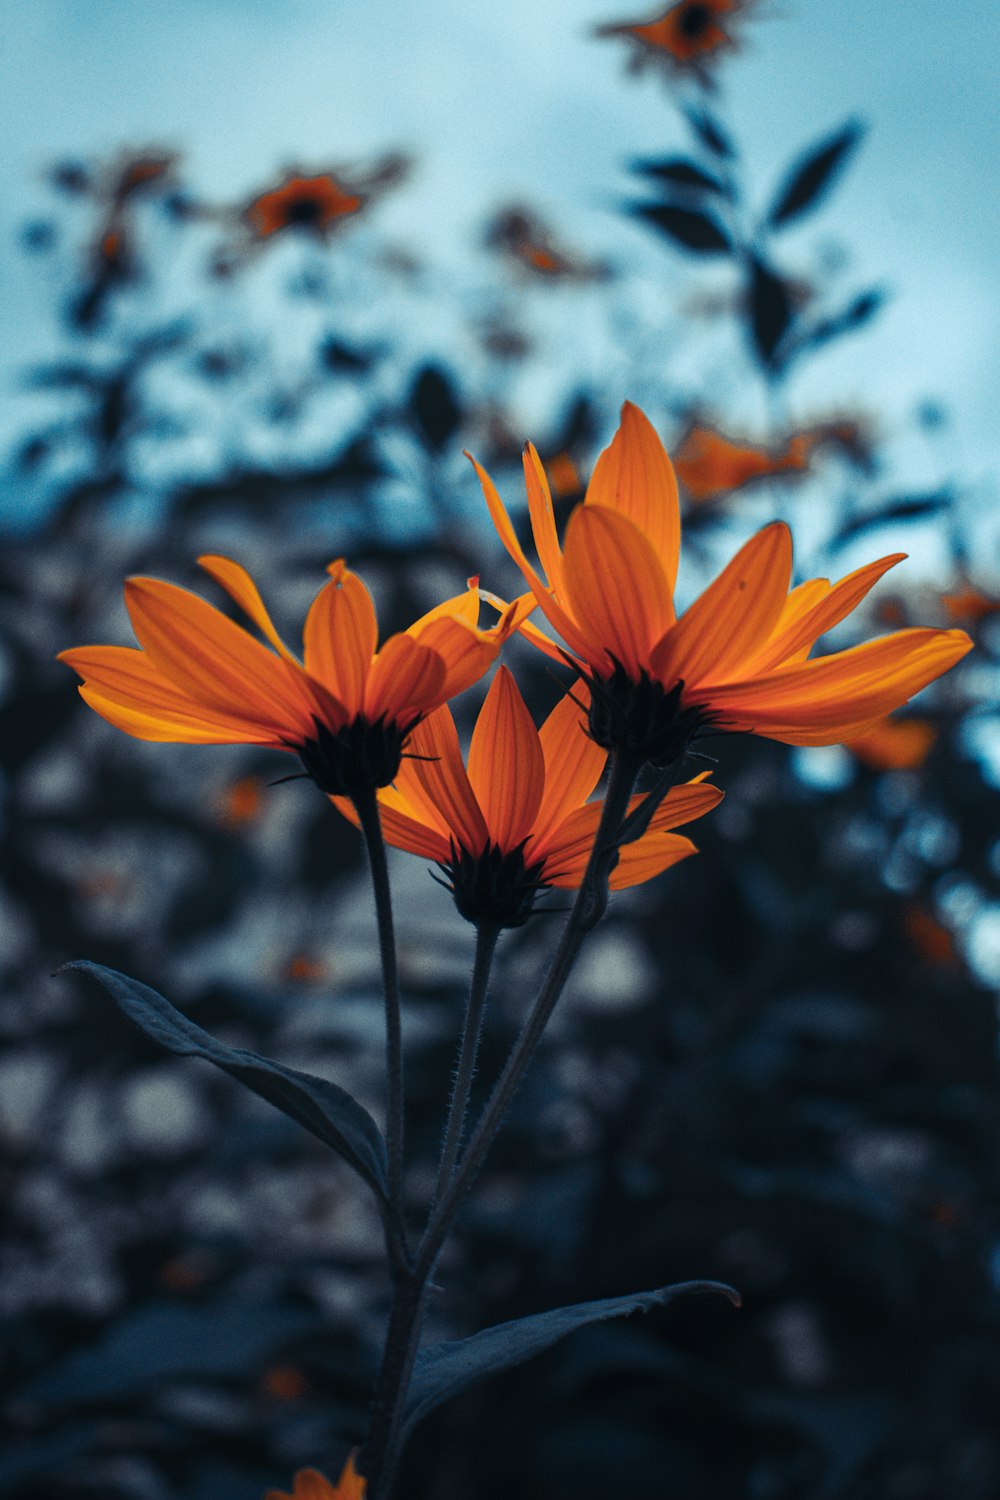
[
  {"left": 747, "top": 254, "right": 795, "bottom": 371},
  {"left": 631, "top": 157, "right": 727, "bottom": 196},
  {"left": 22, "top": 1298, "right": 319, "bottom": 1403},
  {"left": 630, "top": 203, "right": 733, "bottom": 254},
  {"left": 400, "top": 1280, "right": 739, "bottom": 1445},
  {"left": 23, "top": 362, "right": 98, "bottom": 390},
  {"left": 62, "top": 961, "right": 388, "bottom": 1200},
  {"left": 798, "top": 287, "right": 886, "bottom": 354},
  {"left": 684, "top": 107, "right": 736, "bottom": 160},
  {"left": 830, "top": 492, "right": 952, "bottom": 550},
  {"left": 409, "top": 364, "right": 462, "bottom": 453},
  {"left": 768, "top": 120, "right": 865, "bottom": 228}
]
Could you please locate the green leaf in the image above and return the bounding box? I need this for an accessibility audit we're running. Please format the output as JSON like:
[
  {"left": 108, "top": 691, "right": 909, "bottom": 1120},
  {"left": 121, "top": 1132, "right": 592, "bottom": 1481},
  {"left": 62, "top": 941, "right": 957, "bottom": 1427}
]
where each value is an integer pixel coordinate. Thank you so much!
[
  {"left": 400, "top": 1279, "right": 739, "bottom": 1447},
  {"left": 630, "top": 203, "right": 733, "bottom": 254},
  {"left": 61, "top": 960, "right": 388, "bottom": 1200},
  {"left": 768, "top": 121, "right": 865, "bottom": 228}
]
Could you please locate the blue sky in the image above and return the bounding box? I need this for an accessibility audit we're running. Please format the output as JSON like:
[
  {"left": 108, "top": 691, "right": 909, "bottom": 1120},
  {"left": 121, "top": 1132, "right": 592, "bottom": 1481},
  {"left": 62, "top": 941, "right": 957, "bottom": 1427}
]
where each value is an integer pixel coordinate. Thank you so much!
[{"left": 2, "top": 0, "right": 999, "bottom": 496}]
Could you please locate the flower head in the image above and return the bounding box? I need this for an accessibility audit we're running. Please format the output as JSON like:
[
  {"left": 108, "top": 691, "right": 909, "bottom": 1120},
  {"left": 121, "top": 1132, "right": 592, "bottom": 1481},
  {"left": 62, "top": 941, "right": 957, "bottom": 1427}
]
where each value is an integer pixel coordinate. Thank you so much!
[
  {"left": 59, "top": 558, "right": 526, "bottom": 797},
  {"left": 334, "top": 666, "right": 721, "bottom": 927},
  {"left": 596, "top": 0, "right": 758, "bottom": 79},
  {"left": 673, "top": 423, "right": 815, "bottom": 505},
  {"left": 472, "top": 402, "right": 972, "bottom": 762},
  {"left": 245, "top": 172, "right": 366, "bottom": 239},
  {"left": 265, "top": 1453, "right": 365, "bottom": 1500}
]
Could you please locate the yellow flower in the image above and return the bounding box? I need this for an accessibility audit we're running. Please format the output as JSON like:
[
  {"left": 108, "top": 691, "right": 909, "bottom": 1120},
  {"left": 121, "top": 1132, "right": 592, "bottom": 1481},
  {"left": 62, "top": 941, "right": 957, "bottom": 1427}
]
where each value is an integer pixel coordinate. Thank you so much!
[
  {"left": 334, "top": 666, "right": 721, "bottom": 927},
  {"left": 472, "top": 402, "right": 972, "bottom": 762},
  {"left": 265, "top": 1453, "right": 365, "bottom": 1500},
  {"left": 59, "top": 558, "right": 527, "bottom": 796}
]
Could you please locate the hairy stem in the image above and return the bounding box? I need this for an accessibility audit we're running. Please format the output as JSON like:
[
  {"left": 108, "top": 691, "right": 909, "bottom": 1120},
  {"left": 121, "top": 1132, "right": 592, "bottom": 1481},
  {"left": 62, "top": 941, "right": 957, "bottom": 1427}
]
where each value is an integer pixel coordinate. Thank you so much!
[{"left": 434, "top": 920, "right": 500, "bottom": 1208}]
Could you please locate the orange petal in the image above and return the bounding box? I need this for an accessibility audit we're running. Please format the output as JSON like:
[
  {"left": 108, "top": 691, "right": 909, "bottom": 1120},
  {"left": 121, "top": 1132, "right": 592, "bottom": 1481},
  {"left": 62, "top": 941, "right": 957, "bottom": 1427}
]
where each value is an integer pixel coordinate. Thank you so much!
[
  {"left": 751, "top": 554, "right": 905, "bottom": 674},
  {"left": 468, "top": 667, "right": 545, "bottom": 850},
  {"left": 542, "top": 804, "right": 696, "bottom": 888},
  {"left": 469, "top": 452, "right": 595, "bottom": 661},
  {"left": 407, "top": 576, "right": 481, "bottom": 635},
  {"left": 639, "top": 777, "right": 723, "bottom": 832},
  {"left": 123, "top": 578, "right": 315, "bottom": 736},
  {"left": 532, "top": 684, "right": 605, "bottom": 847},
  {"left": 59, "top": 644, "right": 279, "bottom": 743},
  {"left": 585, "top": 402, "right": 681, "bottom": 594},
  {"left": 405, "top": 705, "right": 488, "bottom": 854},
  {"left": 363, "top": 633, "right": 445, "bottom": 724},
  {"left": 303, "top": 562, "right": 377, "bottom": 719},
  {"left": 560, "top": 504, "right": 674, "bottom": 677},
  {"left": 523, "top": 443, "right": 565, "bottom": 593},
  {"left": 700, "top": 628, "right": 972, "bottom": 742},
  {"left": 330, "top": 793, "right": 451, "bottom": 862},
  {"left": 412, "top": 615, "right": 501, "bottom": 703},
  {"left": 197, "top": 555, "right": 299, "bottom": 663},
  {"left": 651, "top": 522, "right": 792, "bottom": 689},
  {"left": 608, "top": 833, "right": 697, "bottom": 890}
]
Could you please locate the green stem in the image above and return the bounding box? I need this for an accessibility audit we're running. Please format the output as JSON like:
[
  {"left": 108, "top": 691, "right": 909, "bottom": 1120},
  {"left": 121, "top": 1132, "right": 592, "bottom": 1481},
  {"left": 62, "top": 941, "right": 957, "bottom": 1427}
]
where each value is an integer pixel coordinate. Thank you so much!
[
  {"left": 352, "top": 786, "right": 410, "bottom": 1278},
  {"left": 434, "top": 920, "right": 500, "bottom": 1208},
  {"left": 413, "top": 749, "right": 642, "bottom": 1286}
]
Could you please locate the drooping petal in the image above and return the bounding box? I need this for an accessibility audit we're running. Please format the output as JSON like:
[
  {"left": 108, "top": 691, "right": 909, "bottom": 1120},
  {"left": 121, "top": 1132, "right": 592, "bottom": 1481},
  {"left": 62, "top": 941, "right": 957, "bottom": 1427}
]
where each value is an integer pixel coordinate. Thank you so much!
[
  {"left": 468, "top": 666, "right": 545, "bottom": 850},
  {"left": 412, "top": 588, "right": 534, "bottom": 703},
  {"left": 699, "top": 628, "right": 973, "bottom": 742},
  {"left": 523, "top": 443, "right": 565, "bottom": 593},
  {"left": 303, "top": 561, "right": 378, "bottom": 718},
  {"left": 650, "top": 522, "right": 792, "bottom": 689},
  {"left": 560, "top": 504, "right": 674, "bottom": 676},
  {"left": 197, "top": 555, "right": 299, "bottom": 663},
  {"left": 531, "top": 684, "right": 606, "bottom": 847},
  {"left": 124, "top": 577, "right": 316, "bottom": 736},
  {"left": 363, "top": 633, "right": 446, "bottom": 724},
  {"left": 749, "top": 554, "right": 905, "bottom": 674},
  {"left": 404, "top": 705, "right": 488, "bottom": 854},
  {"left": 585, "top": 402, "right": 681, "bottom": 593}
]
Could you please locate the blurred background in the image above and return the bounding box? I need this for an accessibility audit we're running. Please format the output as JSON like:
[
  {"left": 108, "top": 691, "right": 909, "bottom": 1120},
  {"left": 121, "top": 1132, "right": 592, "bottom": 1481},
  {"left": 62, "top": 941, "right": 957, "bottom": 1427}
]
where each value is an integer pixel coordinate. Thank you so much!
[{"left": 2, "top": 2, "right": 1000, "bottom": 1497}]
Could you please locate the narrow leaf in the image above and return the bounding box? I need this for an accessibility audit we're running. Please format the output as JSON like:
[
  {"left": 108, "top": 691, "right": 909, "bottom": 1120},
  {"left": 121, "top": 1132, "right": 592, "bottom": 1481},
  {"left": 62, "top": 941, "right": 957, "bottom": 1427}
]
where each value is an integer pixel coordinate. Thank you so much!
[
  {"left": 684, "top": 107, "right": 736, "bottom": 160},
  {"left": 747, "top": 255, "right": 795, "bottom": 371},
  {"left": 768, "top": 120, "right": 865, "bottom": 228},
  {"left": 400, "top": 1280, "right": 739, "bottom": 1446},
  {"left": 631, "top": 157, "right": 728, "bottom": 196},
  {"left": 630, "top": 203, "right": 732, "bottom": 254},
  {"left": 799, "top": 288, "right": 885, "bottom": 354},
  {"left": 61, "top": 960, "right": 388, "bottom": 1199},
  {"left": 830, "top": 493, "right": 952, "bottom": 550}
]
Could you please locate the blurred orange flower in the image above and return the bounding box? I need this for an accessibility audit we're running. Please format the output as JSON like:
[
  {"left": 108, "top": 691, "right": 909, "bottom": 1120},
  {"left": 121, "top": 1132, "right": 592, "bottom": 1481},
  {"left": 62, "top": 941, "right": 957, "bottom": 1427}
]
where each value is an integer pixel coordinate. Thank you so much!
[
  {"left": 673, "top": 424, "right": 815, "bottom": 504},
  {"left": 940, "top": 580, "right": 1000, "bottom": 626},
  {"left": 903, "top": 905, "right": 958, "bottom": 968},
  {"left": 473, "top": 402, "right": 972, "bottom": 760},
  {"left": 245, "top": 173, "right": 366, "bottom": 239},
  {"left": 484, "top": 205, "right": 609, "bottom": 283},
  {"left": 596, "top": 0, "right": 758, "bottom": 77},
  {"left": 265, "top": 1454, "right": 365, "bottom": 1500},
  {"left": 334, "top": 666, "right": 721, "bottom": 927},
  {"left": 60, "top": 560, "right": 527, "bottom": 797},
  {"left": 844, "top": 716, "right": 937, "bottom": 771}
]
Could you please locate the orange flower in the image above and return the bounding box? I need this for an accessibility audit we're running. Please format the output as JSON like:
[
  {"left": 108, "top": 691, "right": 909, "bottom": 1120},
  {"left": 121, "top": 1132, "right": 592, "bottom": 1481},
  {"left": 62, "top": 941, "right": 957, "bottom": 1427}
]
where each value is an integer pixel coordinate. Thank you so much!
[
  {"left": 265, "top": 1454, "right": 365, "bottom": 1500},
  {"left": 472, "top": 402, "right": 972, "bottom": 761},
  {"left": 334, "top": 667, "right": 721, "bottom": 927},
  {"left": 940, "top": 579, "right": 1000, "bottom": 626},
  {"left": 844, "top": 716, "right": 937, "bottom": 771},
  {"left": 245, "top": 173, "right": 365, "bottom": 239},
  {"left": 59, "top": 558, "right": 527, "bottom": 797},
  {"left": 596, "top": 0, "right": 757, "bottom": 76},
  {"left": 673, "top": 423, "right": 815, "bottom": 504}
]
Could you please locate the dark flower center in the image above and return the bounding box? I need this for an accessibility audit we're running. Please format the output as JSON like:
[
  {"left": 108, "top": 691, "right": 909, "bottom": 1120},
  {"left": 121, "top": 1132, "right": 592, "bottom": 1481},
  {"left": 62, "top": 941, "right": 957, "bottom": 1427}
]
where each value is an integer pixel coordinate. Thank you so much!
[
  {"left": 295, "top": 715, "right": 412, "bottom": 797},
  {"left": 285, "top": 195, "right": 324, "bottom": 226},
  {"left": 678, "top": 3, "right": 713, "bottom": 40},
  {"left": 438, "top": 840, "right": 549, "bottom": 929},
  {"left": 584, "top": 661, "right": 714, "bottom": 766}
]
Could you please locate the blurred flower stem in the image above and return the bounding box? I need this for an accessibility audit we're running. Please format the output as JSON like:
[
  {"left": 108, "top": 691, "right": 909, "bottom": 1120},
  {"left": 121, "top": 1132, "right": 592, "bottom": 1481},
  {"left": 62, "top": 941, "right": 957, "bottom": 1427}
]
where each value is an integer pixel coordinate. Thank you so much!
[{"left": 360, "top": 748, "right": 643, "bottom": 1500}]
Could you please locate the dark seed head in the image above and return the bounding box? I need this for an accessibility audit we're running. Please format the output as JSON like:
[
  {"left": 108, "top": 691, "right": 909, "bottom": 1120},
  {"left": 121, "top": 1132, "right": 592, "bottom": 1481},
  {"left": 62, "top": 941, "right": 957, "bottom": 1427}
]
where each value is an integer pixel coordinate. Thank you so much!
[
  {"left": 439, "top": 839, "right": 549, "bottom": 929},
  {"left": 285, "top": 195, "right": 324, "bottom": 227},
  {"left": 678, "top": 3, "right": 713, "bottom": 40},
  {"left": 295, "top": 715, "right": 412, "bottom": 798},
  {"left": 584, "top": 661, "right": 713, "bottom": 767}
]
